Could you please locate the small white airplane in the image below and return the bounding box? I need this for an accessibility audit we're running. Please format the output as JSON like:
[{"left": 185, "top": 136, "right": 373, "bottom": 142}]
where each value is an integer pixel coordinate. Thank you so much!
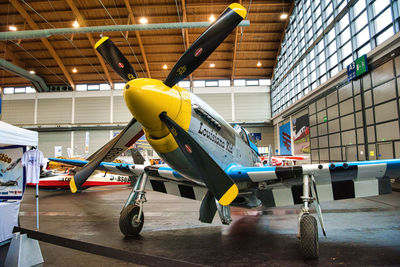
[{"left": 49, "top": 3, "right": 400, "bottom": 259}]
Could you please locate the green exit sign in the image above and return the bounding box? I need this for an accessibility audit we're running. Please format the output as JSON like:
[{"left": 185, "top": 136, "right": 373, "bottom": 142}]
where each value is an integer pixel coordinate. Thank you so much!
[{"left": 347, "top": 54, "right": 368, "bottom": 81}]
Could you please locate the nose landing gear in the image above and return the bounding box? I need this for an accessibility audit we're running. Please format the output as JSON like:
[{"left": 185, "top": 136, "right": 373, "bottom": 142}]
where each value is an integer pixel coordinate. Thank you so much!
[{"left": 119, "top": 173, "right": 148, "bottom": 237}]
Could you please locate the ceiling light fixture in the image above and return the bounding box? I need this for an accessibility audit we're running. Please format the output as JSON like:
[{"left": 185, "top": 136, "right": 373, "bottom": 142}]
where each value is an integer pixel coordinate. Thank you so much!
[
  {"left": 163, "top": 64, "right": 167, "bottom": 69},
  {"left": 29, "top": 70, "right": 35, "bottom": 74},
  {"left": 139, "top": 17, "right": 148, "bottom": 24},
  {"left": 72, "top": 20, "right": 79, "bottom": 28},
  {"left": 210, "top": 63, "right": 215, "bottom": 68},
  {"left": 72, "top": 67, "right": 78, "bottom": 73},
  {"left": 209, "top": 14, "right": 216, "bottom": 22},
  {"left": 9, "top": 25, "right": 17, "bottom": 31},
  {"left": 280, "top": 13, "right": 288, "bottom": 20},
  {"left": 257, "top": 61, "right": 262, "bottom": 67}
]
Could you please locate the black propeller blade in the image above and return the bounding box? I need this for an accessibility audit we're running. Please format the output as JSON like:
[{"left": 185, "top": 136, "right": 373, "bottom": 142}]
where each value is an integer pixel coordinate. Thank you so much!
[
  {"left": 159, "top": 112, "right": 238, "bottom": 206},
  {"left": 164, "top": 3, "right": 246, "bottom": 87},
  {"left": 95, "top": 36, "right": 137, "bottom": 82}
]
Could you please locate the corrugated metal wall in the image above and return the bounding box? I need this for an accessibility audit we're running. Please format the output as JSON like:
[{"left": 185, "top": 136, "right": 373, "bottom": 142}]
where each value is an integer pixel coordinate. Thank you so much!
[
  {"left": 197, "top": 93, "right": 232, "bottom": 121},
  {"left": 2, "top": 99, "right": 35, "bottom": 124},
  {"left": 37, "top": 98, "right": 72, "bottom": 124},
  {"left": 113, "top": 96, "right": 132, "bottom": 123},
  {"left": 234, "top": 93, "right": 269, "bottom": 121},
  {"left": 75, "top": 97, "right": 110, "bottom": 123}
]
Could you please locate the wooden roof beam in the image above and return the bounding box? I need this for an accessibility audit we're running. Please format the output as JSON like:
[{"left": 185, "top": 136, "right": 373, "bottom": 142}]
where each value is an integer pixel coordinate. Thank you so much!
[
  {"left": 65, "top": 0, "right": 114, "bottom": 88},
  {"left": 124, "top": 0, "right": 151, "bottom": 78},
  {"left": 181, "top": 0, "right": 193, "bottom": 87},
  {"left": 9, "top": 0, "right": 75, "bottom": 88}
]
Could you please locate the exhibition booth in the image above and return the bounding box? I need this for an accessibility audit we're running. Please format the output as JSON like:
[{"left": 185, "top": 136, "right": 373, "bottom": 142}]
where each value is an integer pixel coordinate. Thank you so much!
[{"left": 0, "top": 121, "right": 38, "bottom": 243}]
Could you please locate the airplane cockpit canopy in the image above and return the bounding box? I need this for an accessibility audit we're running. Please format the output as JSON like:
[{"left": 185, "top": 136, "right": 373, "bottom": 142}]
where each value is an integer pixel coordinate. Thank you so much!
[{"left": 233, "top": 125, "right": 259, "bottom": 155}]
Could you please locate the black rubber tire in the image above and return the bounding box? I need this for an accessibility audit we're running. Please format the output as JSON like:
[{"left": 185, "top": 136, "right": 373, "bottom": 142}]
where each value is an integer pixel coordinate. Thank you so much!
[
  {"left": 300, "top": 214, "right": 319, "bottom": 259},
  {"left": 119, "top": 205, "right": 144, "bottom": 237}
]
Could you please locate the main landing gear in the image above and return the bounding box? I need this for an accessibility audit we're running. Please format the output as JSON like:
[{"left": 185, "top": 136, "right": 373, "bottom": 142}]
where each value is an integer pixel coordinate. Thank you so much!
[
  {"left": 119, "top": 173, "right": 148, "bottom": 237},
  {"left": 298, "top": 174, "right": 326, "bottom": 259}
]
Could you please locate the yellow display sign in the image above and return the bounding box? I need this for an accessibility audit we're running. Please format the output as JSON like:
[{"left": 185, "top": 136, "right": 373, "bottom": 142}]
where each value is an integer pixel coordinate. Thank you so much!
[{"left": 370, "top": 151, "right": 375, "bottom": 156}]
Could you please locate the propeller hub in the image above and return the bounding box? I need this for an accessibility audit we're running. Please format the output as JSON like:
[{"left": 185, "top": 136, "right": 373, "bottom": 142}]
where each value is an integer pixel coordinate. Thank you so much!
[{"left": 123, "top": 78, "right": 191, "bottom": 144}]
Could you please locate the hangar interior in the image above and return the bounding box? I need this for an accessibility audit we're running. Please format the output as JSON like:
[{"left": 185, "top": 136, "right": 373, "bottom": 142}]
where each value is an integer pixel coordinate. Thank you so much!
[{"left": 1, "top": 0, "right": 400, "bottom": 265}]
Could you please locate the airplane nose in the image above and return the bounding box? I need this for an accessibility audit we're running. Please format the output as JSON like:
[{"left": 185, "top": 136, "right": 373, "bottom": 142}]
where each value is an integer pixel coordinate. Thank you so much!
[{"left": 123, "top": 78, "right": 191, "bottom": 140}]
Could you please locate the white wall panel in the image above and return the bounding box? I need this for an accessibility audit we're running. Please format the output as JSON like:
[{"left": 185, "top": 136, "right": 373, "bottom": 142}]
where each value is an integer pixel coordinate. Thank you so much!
[
  {"left": 2, "top": 99, "right": 35, "bottom": 124},
  {"left": 196, "top": 93, "right": 232, "bottom": 121},
  {"left": 113, "top": 96, "right": 132, "bottom": 123},
  {"left": 37, "top": 98, "right": 72, "bottom": 124},
  {"left": 75, "top": 97, "right": 110, "bottom": 123},
  {"left": 39, "top": 132, "right": 71, "bottom": 158},
  {"left": 234, "top": 93, "right": 269, "bottom": 121}
]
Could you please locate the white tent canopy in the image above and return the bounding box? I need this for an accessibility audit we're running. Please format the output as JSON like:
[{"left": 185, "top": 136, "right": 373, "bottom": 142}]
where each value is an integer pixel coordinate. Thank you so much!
[{"left": 0, "top": 121, "right": 38, "bottom": 147}]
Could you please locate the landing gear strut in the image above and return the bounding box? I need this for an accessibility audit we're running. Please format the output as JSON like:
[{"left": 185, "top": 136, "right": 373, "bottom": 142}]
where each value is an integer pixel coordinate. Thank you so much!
[
  {"left": 298, "top": 174, "right": 326, "bottom": 259},
  {"left": 119, "top": 173, "right": 148, "bottom": 237}
]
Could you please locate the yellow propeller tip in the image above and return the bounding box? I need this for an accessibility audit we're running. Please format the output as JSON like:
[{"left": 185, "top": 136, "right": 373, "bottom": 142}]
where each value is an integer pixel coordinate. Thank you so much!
[
  {"left": 69, "top": 178, "right": 78, "bottom": 193},
  {"left": 218, "top": 184, "right": 239, "bottom": 206},
  {"left": 95, "top": 36, "right": 109, "bottom": 49},
  {"left": 229, "top": 3, "right": 247, "bottom": 19}
]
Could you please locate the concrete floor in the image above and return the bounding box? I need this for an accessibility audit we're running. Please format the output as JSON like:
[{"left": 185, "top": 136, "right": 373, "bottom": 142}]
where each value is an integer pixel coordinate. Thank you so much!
[{"left": 2, "top": 185, "right": 400, "bottom": 266}]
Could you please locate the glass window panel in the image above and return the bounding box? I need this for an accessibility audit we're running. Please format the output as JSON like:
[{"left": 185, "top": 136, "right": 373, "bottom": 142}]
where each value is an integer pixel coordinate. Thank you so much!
[
  {"left": 114, "top": 83, "right": 125, "bottom": 90},
  {"left": 100, "top": 83, "right": 111, "bottom": 90},
  {"left": 355, "top": 11, "right": 368, "bottom": 32},
  {"left": 353, "top": 0, "right": 366, "bottom": 17},
  {"left": 26, "top": 87, "right": 36, "bottom": 93},
  {"left": 377, "top": 27, "right": 394, "bottom": 45},
  {"left": 246, "top": 80, "right": 259, "bottom": 86},
  {"left": 343, "top": 56, "right": 353, "bottom": 69},
  {"left": 87, "top": 84, "right": 99, "bottom": 90},
  {"left": 205, "top": 80, "right": 218, "bottom": 87},
  {"left": 329, "top": 54, "right": 338, "bottom": 67},
  {"left": 76, "top": 84, "right": 87, "bottom": 91},
  {"left": 14, "top": 87, "right": 25, "bottom": 93},
  {"left": 259, "top": 79, "right": 271, "bottom": 85},
  {"left": 357, "top": 27, "right": 369, "bottom": 46},
  {"left": 3, "top": 87, "right": 14, "bottom": 94},
  {"left": 373, "top": 0, "right": 390, "bottom": 15},
  {"left": 340, "top": 28, "right": 351, "bottom": 45},
  {"left": 328, "top": 41, "right": 337, "bottom": 56},
  {"left": 358, "top": 43, "right": 371, "bottom": 56},
  {"left": 233, "top": 79, "right": 245, "bottom": 86},
  {"left": 327, "top": 28, "right": 335, "bottom": 43},
  {"left": 375, "top": 8, "right": 392, "bottom": 33},
  {"left": 339, "top": 14, "right": 349, "bottom": 31}
]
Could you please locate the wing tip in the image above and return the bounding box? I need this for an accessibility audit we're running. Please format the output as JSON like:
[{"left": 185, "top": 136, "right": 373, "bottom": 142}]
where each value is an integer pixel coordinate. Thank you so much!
[
  {"left": 218, "top": 184, "right": 239, "bottom": 206},
  {"left": 95, "top": 36, "right": 109, "bottom": 49},
  {"left": 229, "top": 3, "right": 247, "bottom": 19}
]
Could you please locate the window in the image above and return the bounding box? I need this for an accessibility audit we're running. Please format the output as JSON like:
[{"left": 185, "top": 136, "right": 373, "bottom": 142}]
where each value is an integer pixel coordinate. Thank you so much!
[
  {"left": 100, "top": 83, "right": 111, "bottom": 90},
  {"left": 355, "top": 12, "right": 368, "bottom": 32},
  {"left": 259, "top": 79, "right": 271, "bottom": 86},
  {"left": 76, "top": 84, "right": 87, "bottom": 91},
  {"left": 233, "top": 79, "right": 245, "bottom": 86},
  {"left": 193, "top": 80, "right": 205, "bottom": 87},
  {"left": 218, "top": 80, "right": 230, "bottom": 86},
  {"left": 4, "top": 87, "right": 14, "bottom": 94},
  {"left": 14, "top": 87, "right": 25, "bottom": 94},
  {"left": 377, "top": 27, "right": 394, "bottom": 45},
  {"left": 88, "top": 84, "right": 100, "bottom": 91},
  {"left": 356, "top": 27, "right": 370, "bottom": 46},
  {"left": 246, "top": 80, "right": 259, "bottom": 86},
  {"left": 178, "top": 81, "right": 190, "bottom": 88},
  {"left": 26, "top": 87, "right": 36, "bottom": 93},
  {"left": 374, "top": 8, "right": 392, "bottom": 33},
  {"left": 114, "top": 83, "right": 125, "bottom": 90}
]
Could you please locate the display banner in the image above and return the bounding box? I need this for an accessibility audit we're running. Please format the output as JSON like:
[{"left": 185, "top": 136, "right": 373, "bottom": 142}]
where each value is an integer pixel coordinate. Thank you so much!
[
  {"left": 292, "top": 114, "right": 310, "bottom": 154},
  {"left": 0, "top": 146, "right": 26, "bottom": 200},
  {"left": 279, "top": 122, "right": 292, "bottom": 155}
]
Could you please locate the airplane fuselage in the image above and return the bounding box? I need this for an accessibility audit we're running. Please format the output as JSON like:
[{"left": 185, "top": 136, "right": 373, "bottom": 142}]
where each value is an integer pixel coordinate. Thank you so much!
[{"left": 123, "top": 78, "right": 260, "bottom": 185}]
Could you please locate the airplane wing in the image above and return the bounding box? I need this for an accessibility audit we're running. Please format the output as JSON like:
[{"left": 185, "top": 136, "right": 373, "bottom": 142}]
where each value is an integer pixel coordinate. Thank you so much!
[
  {"left": 227, "top": 159, "right": 400, "bottom": 207},
  {"left": 48, "top": 157, "right": 208, "bottom": 201}
]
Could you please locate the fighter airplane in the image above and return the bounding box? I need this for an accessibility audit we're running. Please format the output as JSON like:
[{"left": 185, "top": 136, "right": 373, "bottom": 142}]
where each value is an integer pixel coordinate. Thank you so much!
[{"left": 49, "top": 3, "right": 400, "bottom": 259}]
